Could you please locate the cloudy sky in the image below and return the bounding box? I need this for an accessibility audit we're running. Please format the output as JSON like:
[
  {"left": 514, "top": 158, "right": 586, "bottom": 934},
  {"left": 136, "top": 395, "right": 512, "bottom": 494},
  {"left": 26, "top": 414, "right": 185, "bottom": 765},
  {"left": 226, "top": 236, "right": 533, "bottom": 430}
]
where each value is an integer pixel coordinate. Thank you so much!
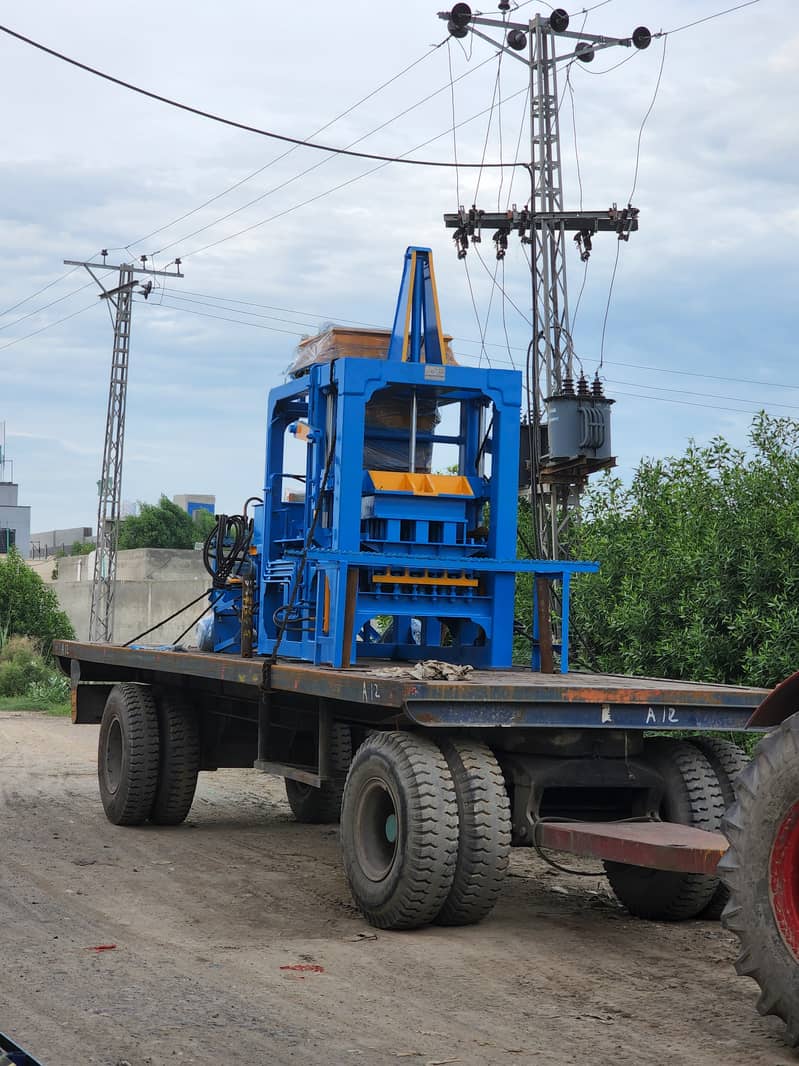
[{"left": 1, "top": 0, "right": 793, "bottom": 536}]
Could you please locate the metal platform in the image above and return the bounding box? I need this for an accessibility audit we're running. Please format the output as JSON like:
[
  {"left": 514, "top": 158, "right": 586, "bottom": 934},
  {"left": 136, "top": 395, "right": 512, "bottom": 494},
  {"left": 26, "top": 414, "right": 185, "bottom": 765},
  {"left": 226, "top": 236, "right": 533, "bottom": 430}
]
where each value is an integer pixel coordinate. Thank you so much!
[
  {"left": 55, "top": 640, "right": 769, "bottom": 732},
  {"left": 537, "top": 821, "right": 728, "bottom": 875}
]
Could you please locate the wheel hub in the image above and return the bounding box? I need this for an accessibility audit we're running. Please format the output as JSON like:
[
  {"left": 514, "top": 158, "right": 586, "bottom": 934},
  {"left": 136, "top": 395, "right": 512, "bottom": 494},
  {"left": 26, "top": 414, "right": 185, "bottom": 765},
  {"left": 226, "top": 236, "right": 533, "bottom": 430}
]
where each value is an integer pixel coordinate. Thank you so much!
[
  {"left": 770, "top": 799, "right": 799, "bottom": 961},
  {"left": 104, "top": 718, "right": 123, "bottom": 795},
  {"left": 353, "top": 777, "right": 399, "bottom": 882}
]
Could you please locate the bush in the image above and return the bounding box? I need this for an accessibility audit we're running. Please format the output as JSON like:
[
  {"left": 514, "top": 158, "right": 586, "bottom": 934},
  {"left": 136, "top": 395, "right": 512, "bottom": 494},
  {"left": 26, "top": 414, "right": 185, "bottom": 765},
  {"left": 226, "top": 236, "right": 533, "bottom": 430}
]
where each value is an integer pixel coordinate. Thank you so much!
[
  {"left": 119, "top": 496, "right": 199, "bottom": 550},
  {"left": 0, "top": 549, "right": 74, "bottom": 654},
  {"left": 26, "top": 674, "right": 70, "bottom": 706},
  {"left": 0, "top": 636, "right": 53, "bottom": 696},
  {"left": 568, "top": 413, "right": 799, "bottom": 688}
]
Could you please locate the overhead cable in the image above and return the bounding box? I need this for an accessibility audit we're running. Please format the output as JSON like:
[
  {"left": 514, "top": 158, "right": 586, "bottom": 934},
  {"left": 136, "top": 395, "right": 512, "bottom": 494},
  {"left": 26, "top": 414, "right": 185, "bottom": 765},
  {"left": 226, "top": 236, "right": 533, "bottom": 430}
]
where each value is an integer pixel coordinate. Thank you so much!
[
  {"left": 0, "top": 24, "right": 524, "bottom": 171},
  {"left": 146, "top": 295, "right": 799, "bottom": 414},
  {"left": 662, "top": 0, "right": 763, "bottom": 36},
  {"left": 0, "top": 265, "right": 80, "bottom": 318},
  {"left": 120, "top": 39, "right": 451, "bottom": 251},
  {"left": 151, "top": 289, "right": 799, "bottom": 395},
  {"left": 628, "top": 35, "right": 667, "bottom": 203},
  {"left": 0, "top": 279, "right": 96, "bottom": 333},
  {"left": 151, "top": 50, "right": 499, "bottom": 257},
  {"left": 0, "top": 302, "right": 97, "bottom": 352},
  {"left": 172, "top": 81, "right": 532, "bottom": 260}
]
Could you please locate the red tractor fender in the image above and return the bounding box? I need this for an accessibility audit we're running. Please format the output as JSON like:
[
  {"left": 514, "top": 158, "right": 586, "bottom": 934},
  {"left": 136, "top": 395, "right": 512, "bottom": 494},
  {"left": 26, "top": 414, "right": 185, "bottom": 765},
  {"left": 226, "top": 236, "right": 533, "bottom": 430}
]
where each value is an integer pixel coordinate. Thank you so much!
[{"left": 747, "top": 670, "right": 799, "bottom": 729}]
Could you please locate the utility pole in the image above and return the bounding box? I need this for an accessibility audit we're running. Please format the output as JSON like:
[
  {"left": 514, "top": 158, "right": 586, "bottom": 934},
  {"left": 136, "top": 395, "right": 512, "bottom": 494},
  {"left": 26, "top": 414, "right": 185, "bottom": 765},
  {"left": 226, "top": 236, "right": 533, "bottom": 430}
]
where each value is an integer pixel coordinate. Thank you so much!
[
  {"left": 64, "top": 254, "right": 183, "bottom": 642},
  {"left": 439, "top": 4, "right": 651, "bottom": 558}
]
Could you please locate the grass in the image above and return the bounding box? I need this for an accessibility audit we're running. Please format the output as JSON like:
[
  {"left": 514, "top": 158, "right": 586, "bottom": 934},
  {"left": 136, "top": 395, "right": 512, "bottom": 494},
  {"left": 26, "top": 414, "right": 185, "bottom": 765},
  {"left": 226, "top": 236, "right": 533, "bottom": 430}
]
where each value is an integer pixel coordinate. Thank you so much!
[{"left": 0, "top": 695, "right": 71, "bottom": 716}]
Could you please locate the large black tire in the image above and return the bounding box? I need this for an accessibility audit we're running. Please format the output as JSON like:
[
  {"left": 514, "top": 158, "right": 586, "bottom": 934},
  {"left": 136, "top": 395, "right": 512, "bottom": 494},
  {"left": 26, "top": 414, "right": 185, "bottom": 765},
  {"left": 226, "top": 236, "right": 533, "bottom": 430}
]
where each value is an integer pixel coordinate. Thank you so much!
[
  {"left": 340, "top": 731, "right": 458, "bottom": 930},
  {"left": 605, "top": 738, "right": 725, "bottom": 920},
  {"left": 690, "top": 736, "right": 749, "bottom": 919},
  {"left": 434, "top": 738, "right": 511, "bottom": 926},
  {"left": 149, "top": 693, "right": 201, "bottom": 826},
  {"left": 285, "top": 724, "right": 352, "bottom": 824},
  {"left": 98, "top": 683, "right": 160, "bottom": 826},
  {"left": 719, "top": 713, "right": 799, "bottom": 1047}
]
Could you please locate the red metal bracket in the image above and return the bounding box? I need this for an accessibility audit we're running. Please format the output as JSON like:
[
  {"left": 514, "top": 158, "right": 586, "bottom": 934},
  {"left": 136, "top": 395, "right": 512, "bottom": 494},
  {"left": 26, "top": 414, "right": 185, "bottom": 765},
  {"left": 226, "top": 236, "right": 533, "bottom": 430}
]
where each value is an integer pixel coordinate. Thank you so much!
[{"left": 536, "top": 821, "right": 729, "bottom": 876}]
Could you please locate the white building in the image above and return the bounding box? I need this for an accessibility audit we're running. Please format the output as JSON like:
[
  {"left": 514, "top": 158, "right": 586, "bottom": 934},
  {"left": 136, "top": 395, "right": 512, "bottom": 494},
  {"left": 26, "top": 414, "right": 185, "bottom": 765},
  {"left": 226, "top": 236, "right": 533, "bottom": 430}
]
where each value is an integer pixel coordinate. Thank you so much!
[{"left": 0, "top": 481, "right": 31, "bottom": 557}]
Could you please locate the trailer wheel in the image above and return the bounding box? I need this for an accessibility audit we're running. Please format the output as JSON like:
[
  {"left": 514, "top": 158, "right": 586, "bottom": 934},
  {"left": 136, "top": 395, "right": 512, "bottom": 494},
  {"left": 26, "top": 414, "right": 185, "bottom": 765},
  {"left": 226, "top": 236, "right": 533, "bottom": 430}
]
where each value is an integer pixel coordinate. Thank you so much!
[
  {"left": 719, "top": 713, "right": 799, "bottom": 1046},
  {"left": 98, "top": 684, "right": 160, "bottom": 826},
  {"left": 434, "top": 739, "right": 511, "bottom": 926},
  {"left": 690, "top": 736, "right": 749, "bottom": 919},
  {"left": 340, "top": 731, "right": 458, "bottom": 930},
  {"left": 149, "top": 693, "right": 200, "bottom": 826},
  {"left": 605, "top": 738, "right": 724, "bottom": 920},
  {"left": 285, "top": 724, "right": 352, "bottom": 824}
]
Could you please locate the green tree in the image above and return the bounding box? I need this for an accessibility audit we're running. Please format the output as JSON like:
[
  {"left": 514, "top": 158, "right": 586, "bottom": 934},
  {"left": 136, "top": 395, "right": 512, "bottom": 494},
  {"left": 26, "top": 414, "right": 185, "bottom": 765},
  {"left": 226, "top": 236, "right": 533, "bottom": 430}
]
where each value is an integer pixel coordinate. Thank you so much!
[
  {"left": 0, "top": 549, "right": 74, "bottom": 653},
  {"left": 118, "top": 495, "right": 200, "bottom": 550},
  {"left": 193, "top": 508, "right": 217, "bottom": 541},
  {"left": 567, "top": 413, "right": 799, "bottom": 688}
]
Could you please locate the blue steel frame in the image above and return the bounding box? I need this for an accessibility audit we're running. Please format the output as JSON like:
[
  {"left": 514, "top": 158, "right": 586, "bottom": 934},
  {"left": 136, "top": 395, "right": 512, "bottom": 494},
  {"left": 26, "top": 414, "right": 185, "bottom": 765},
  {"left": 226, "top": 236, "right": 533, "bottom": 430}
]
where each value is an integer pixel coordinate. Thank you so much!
[{"left": 219, "top": 247, "right": 598, "bottom": 670}]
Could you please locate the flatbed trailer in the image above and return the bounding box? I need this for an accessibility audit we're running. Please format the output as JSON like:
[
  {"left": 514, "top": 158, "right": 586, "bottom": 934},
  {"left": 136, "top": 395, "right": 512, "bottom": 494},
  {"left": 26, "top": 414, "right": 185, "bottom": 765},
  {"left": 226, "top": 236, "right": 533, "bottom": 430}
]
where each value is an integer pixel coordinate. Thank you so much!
[
  {"left": 55, "top": 637, "right": 799, "bottom": 1044},
  {"left": 47, "top": 248, "right": 799, "bottom": 1045},
  {"left": 56, "top": 635, "right": 770, "bottom": 877}
]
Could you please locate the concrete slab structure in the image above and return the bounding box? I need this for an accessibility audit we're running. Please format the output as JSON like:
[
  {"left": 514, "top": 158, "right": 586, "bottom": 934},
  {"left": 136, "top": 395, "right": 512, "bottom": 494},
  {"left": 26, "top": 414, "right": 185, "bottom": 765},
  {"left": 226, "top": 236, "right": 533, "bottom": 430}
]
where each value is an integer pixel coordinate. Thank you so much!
[
  {"left": 39, "top": 547, "right": 208, "bottom": 644},
  {"left": 30, "top": 526, "right": 94, "bottom": 558}
]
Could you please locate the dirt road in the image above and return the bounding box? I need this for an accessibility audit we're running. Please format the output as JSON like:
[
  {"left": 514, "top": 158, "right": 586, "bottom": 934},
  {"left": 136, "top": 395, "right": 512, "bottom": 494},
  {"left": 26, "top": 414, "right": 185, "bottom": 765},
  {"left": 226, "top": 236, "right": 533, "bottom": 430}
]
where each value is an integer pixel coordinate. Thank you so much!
[{"left": 0, "top": 711, "right": 794, "bottom": 1066}]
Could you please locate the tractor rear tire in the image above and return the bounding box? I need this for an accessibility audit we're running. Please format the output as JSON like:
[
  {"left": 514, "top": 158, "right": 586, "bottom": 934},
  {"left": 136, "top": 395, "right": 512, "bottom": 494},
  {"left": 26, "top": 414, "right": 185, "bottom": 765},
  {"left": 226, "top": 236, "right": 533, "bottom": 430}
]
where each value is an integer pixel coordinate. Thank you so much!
[
  {"left": 690, "top": 736, "right": 749, "bottom": 919},
  {"left": 605, "top": 738, "right": 724, "bottom": 920},
  {"left": 98, "top": 683, "right": 160, "bottom": 826},
  {"left": 340, "top": 731, "right": 458, "bottom": 930},
  {"left": 434, "top": 739, "right": 511, "bottom": 926},
  {"left": 285, "top": 724, "right": 352, "bottom": 824},
  {"left": 149, "top": 693, "right": 201, "bottom": 826},
  {"left": 719, "top": 713, "right": 799, "bottom": 1047}
]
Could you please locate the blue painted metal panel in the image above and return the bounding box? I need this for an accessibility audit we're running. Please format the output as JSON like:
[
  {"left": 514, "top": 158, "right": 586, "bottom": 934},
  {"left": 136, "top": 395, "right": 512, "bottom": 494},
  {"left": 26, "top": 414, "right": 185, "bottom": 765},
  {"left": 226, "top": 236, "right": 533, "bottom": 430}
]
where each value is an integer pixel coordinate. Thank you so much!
[{"left": 212, "top": 246, "right": 600, "bottom": 671}]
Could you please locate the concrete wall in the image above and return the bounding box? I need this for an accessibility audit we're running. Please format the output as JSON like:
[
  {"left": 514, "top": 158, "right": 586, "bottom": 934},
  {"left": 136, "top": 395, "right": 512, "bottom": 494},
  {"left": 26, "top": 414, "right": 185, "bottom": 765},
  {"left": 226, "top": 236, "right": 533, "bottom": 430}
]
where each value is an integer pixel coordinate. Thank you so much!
[
  {"left": 30, "top": 526, "right": 94, "bottom": 557},
  {"left": 40, "top": 548, "right": 209, "bottom": 645}
]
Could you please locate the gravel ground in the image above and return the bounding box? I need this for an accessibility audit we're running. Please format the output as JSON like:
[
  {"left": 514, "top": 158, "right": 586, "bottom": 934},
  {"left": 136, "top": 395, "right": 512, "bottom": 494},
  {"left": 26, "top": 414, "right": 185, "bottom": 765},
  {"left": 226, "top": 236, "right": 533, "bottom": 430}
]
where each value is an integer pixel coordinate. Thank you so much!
[{"left": 0, "top": 711, "right": 795, "bottom": 1066}]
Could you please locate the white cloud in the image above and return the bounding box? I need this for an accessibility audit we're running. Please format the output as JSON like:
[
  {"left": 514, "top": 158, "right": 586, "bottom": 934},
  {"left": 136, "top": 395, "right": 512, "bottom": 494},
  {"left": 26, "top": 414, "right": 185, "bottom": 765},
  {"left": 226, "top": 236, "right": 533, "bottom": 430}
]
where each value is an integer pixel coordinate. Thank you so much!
[{"left": 1, "top": 0, "right": 796, "bottom": 530}]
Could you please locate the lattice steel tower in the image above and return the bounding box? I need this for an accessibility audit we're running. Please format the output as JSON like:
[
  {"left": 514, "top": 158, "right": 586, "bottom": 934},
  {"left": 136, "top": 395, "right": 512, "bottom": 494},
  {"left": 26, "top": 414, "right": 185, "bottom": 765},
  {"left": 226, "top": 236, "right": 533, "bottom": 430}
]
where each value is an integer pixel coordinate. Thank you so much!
[
  {"left": 64, "top": 255, "right": 183, "bottom": 642},
  {"left": 440, "top": 5, "right": 651, "bottom": 557}
]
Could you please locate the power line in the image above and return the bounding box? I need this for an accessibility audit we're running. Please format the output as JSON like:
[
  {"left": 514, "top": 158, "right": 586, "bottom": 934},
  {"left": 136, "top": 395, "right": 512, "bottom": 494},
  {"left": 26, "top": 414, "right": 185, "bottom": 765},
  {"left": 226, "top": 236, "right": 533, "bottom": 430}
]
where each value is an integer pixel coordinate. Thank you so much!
[
  {"left": 598, "top": 241, "right": 620, "bottom": 368},
  {"left": 611, "top": 388, "right": 775, "bottom": 417},
  {"left": 144, "top": 293, "right": 799, "bottom": 415},
  {"left": 146, "top": 288, "right": 799, "bottom": 395},
  {"left": 0, "top": 266, "right": 80, "bottom": 318},
  {"left": 151, "top": 51, "right": 500, "bottom": 258},
  {"left": 447, "top": 40, "right": 462, "bottom": 208},
  {"left": 175, "top": 81, "right": 533, "bottom": 261},
  {"left": 575, "top": 50, "right": 640, "bottom": 75},
  {"left": 662, "top": 0, "right": 763, "bottom": 36},
  {"left": 159, "top": 292, "right": 320, "bottom": 330},
  {"left": 0, "top": 23, "right": 524, "bottom": 171},
  {"left": 628, "top": 35, "right": 667, "bottom": 203},
  {"left": 0, "top": 279, "right": 96, "bottom": 332},
  {"left": 145, "top": 300, "right": 308, "bottom": 337},
  {"left": 120, "top": 40, "right": 451, "bottom": 251},
  {"left": 0, "top": 301, "right": 97, "bottom": 352},
  {"left": 606, "top": 378, "right": 799, "bottom": 412}
]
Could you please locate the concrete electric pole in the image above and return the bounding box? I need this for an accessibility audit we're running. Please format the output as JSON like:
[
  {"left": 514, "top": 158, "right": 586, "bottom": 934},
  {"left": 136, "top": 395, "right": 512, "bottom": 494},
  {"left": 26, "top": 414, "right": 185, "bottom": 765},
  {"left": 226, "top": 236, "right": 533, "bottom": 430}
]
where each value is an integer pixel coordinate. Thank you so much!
[
  {"left": 439, "top": 4, "right": 651, "bottom": 558},
  {"left": 64, "top": 255, "right": 183, "bottom": 642}
]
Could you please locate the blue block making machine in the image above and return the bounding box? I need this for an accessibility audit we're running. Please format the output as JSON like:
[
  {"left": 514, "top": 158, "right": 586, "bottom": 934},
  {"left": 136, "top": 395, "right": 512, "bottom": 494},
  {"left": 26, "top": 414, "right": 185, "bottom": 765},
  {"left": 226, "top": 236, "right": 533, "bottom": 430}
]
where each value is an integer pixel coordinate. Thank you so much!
[
  {"left": 206, "top": 245, "right": 596, "bottom": 671},
  {"left": 55, "top": 247, "right": 799, "bottom": 1045}
]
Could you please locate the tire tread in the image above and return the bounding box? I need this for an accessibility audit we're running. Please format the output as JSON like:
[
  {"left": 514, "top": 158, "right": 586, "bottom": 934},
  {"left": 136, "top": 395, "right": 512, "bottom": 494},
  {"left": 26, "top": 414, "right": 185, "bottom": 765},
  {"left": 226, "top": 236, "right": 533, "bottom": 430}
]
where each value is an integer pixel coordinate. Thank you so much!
[
  {"left": 435, "top": 739, "right": 511, "bottom": 926},
  {"left": 341, "top": 731, "right": 458, "bottom": 930}
]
